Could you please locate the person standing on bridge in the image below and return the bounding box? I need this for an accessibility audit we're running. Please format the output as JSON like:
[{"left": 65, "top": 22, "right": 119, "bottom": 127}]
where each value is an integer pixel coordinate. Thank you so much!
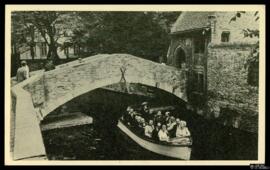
[{"left": 16, "top": 60, "right": 29, "bottom": 82}]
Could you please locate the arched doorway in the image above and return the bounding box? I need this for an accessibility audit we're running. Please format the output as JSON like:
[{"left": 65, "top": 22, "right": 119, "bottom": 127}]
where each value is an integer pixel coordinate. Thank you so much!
[{"left": 174, "top": 47, "right": 186, "bottom": 69}]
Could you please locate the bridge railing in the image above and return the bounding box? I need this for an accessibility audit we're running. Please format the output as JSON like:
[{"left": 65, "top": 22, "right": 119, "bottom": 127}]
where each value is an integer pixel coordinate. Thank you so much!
[{"left": 11, "top": 73, "right": 47, "bottom": 160}]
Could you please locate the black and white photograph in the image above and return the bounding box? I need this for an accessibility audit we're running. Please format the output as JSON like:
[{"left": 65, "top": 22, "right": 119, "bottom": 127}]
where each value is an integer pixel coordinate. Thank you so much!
[{"left": 5, "top": 5, "right": 266, "bottom": 165}]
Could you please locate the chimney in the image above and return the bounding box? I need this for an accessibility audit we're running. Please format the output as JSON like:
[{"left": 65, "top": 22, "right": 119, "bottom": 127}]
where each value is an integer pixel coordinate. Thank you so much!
[{"left": 208, "top": 15, "right": 217, "bottom": 43}]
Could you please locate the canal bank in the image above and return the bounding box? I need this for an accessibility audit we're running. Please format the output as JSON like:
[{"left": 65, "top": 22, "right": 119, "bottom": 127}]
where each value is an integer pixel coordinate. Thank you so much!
[{"left": 41, "top": 86, "right": 258, "bottom": 160}]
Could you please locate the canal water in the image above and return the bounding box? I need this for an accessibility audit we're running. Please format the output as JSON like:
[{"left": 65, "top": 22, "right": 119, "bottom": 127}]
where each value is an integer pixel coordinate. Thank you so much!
[{"left": 41, "top": 85, "right": 258, "bottom": 160}]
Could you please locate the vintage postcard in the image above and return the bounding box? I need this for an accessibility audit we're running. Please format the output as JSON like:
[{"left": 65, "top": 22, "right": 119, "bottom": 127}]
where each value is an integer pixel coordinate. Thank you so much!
[{"left": 5, "top": 5, "right": 266, "bottom": 165}]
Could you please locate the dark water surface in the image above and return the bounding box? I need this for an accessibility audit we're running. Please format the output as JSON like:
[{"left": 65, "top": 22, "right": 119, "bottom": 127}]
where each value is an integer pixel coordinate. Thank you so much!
[{"left": 41, "top": 87, "right": 258, "bottom": 160}]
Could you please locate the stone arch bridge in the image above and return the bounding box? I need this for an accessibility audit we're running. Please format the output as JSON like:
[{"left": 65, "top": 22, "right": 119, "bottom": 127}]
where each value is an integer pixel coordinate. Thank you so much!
[{"left": 10, "top": 54, "right": 187, "bottom": 160}]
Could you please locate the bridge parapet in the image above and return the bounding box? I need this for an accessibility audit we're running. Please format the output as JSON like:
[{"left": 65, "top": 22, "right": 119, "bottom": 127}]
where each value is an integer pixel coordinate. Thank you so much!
[
  {"left": 40, "top": 54, "right": 187, "bottom": 117},
  {"left": 11, "top": 74, "right": 46, "bottom": 160}
]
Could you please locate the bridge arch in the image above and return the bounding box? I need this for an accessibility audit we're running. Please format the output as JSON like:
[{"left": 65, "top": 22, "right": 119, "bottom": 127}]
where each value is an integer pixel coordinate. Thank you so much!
[
  {"left": 174, "top": 46, "right": 187, "bottom": 69},
  {"left": 28, "top": 54, "right": 188, "bottom": 118}
]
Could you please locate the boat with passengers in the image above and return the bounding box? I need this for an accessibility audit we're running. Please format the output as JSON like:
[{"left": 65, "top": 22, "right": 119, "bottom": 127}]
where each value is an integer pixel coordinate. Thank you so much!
[{"left": 117, "top": 102, "right": 192, "bottom": 160}]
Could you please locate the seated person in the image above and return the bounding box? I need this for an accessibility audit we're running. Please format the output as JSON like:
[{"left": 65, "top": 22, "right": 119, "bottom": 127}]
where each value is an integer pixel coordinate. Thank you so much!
[
  {"left": 139, "top": 117, "right": 146, "bottom": 128},
  {"left": 144, "top": 119, "right": 155, "bottom": 138},
  {"left": 135, "top": 115, "right": 142, "bottom": 124},
  {"left": 123, "top": 106, "right": 132, "bottom": 122},
  {"left": 152, "top": 122, "right": 161, "bottom": 141},
  {"left": 167, "top": 117, "right": 177, "bottom": 138},
  {"left": 158, "top": 124, "right": 169, "bottom": 142},
  {"left": 154, "top": 111, "right": 164, "bottom": 125},
  {"left": 136, "top": 117, "right": 146, "bottom": 135},
  {"left": 141, "top": 102, "right": 151, "bottom": 121},
  {"left": 128, "top": 108, "right": 137, "bottom": 126},
  {"left": 176, "top": 120, "right": 191, "bottom": 138},
  {"left": 164, "top": 111, "right": 171, "bottom": 124}
]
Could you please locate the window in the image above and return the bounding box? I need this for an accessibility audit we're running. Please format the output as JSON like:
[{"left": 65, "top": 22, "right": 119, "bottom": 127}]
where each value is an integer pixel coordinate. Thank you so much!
[
  {"left": 40, "top": 42, "right": 47, "bottom": 56},
  {"left": 175, "top": 47, "right": 186, "bottom": 69},
  {"left": 74, "top": 44, "right": 80, "bottom": 56},
  {"left": 247, "top": 61, "right": 259, "bottom": 86},
  {"left": 221, "top": 31, "right": 230, "bottom": 42},
  {"left": 64, "top": 46, "right": 69, "bottom": 57},
  {"left": 196, "top": 72, "right": 204, "bottom": 92},
  {"left": 194, "top": 38, "right": 205, "bottom": 54},
  {"left": 64, "top": 42, "right": 70, "bottom": 58},
  {"left": 192, "top": 72, "right": 204, "bottom": 93}
]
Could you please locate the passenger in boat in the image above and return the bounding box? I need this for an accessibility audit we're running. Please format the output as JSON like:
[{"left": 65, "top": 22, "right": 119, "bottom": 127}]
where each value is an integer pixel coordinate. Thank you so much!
[
  {"left": 146, "top": 109, "right": 154, "bottom": 122},
  {"left": 167, "top": 117, "right": 177, "bottom": 138},
  {"left": 139, "top": 118, "right": 146, "bottom": 128},
  {"left": 176, "top": 120, "right": 191, "bottom": 138},
  {"left": 135, "top": 115, "right": 142, "bottom": 124},
  {"left": 152, "top": 122, "right": 161, "bottom": 141},
  {"left": 164, "top": 111, "right": 171, "bottom": 124},
  {"left": 158, "top": 124, "right": 169, "bottom": 142},
  {"left": 154, "top": 111, "right": 164, "bottom": 125},
  {"left": 123, "top": 106, "right": 132, "bottom": 123},
  {"left": 136, "top": 117, "right": 146, "bottom": 135},
  {"left": 144, "top": 119, "right": 154, "bottom": 138},
  {"left": 128, "top": 108, "right": 137, "bottom": 127},
  {"left": 141, "top": 102, "right": 151, "bottom": 121}
]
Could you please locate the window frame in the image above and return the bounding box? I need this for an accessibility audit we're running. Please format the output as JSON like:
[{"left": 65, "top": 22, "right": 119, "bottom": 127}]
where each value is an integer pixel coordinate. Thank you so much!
[{"left": 221, "top": 31, "right": 230, "bottom": 43}]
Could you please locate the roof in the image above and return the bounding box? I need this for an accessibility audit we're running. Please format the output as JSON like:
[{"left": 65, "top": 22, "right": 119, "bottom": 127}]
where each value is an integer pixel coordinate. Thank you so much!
[{"left": 171, "top": 12, "right": 215, "bottom": 34}]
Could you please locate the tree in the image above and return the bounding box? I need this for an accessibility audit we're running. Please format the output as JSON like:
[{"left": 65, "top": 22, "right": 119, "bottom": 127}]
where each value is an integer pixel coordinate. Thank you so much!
[
  {"left": 74, "top": 12, "right": 180, "bottom": 61},
  {"left": 11, "top": 13, "right": 36, "bottom": 59},
  {"left": 12, "top": 11, "right": 81, "bottom": 64},
  {"left": 230, "top": 11, "right": 259, "bottom": 87},
  {"left": 230, "top": 11, "right": 259, "bottom": 63}
]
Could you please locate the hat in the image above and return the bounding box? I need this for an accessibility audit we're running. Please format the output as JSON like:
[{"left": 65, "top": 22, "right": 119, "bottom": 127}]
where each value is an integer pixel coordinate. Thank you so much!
[
  {"left": 180, "top": 120, "right": 187, "bottom": 127},
  {"left": 141, "top": 102, "right": 148, "bottom": 105},
  {"left": 157, "top": 111, "right": 162, "bottom": 116},
  {"left": 21, "top": 60, "right": 27, "bottom": 64}
]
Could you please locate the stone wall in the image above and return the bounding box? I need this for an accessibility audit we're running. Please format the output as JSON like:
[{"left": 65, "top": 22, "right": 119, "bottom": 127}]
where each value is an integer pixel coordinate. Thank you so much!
[
  {"left": 207, "top": 43, "right": 258, "bottom": 133},
  {"left": 211, "top": 11, "right": 259, "bottom": 44}
]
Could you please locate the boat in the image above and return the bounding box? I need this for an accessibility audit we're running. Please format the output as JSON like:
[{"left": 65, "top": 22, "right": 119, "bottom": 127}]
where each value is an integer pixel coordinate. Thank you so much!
[{"left": 117, "top": 119, "right": 192, "bottom": 160}]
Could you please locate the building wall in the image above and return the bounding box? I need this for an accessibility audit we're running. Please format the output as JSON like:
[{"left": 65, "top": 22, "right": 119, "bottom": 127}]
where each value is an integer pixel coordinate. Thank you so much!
[
  {"left": 207, "top": 43, "right": 258, "bottom": 133},
  {"left": 167, "top": 35, "right": 193, "bottom": 67},
  {"left": 211, "top": 12, "right": 259, "bottom": 44},
  {"left": 167, "top": 12, "right": 259, "bottom": 133}
]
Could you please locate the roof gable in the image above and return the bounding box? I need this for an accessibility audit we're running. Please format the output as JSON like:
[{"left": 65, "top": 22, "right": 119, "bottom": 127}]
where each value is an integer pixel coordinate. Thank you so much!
[{"left": 171, "top": 12, "right": 215, "bottom": 34}]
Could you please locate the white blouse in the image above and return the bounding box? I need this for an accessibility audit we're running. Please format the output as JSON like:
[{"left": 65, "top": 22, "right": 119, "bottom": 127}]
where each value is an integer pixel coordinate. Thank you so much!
[
  {"left": 176, "top": 126, "right": 191, "bottom": 137},
  {"left": 158, "top": 130, "right": 169, "bottom": 141}
]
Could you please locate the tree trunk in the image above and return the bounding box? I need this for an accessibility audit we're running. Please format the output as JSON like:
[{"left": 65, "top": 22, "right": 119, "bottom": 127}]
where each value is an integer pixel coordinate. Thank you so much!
[
  {"left": 30, "top": 26, "right": 35, "bottom": 59},
  {"left": 30, "top": 45, "right": 35, "bottom": 59},
  {"left": 47, "top": 40, "right": 60, "bottom": 65},
  {"left": 11, "top": 41, "right": 20, "bottom": 76}
]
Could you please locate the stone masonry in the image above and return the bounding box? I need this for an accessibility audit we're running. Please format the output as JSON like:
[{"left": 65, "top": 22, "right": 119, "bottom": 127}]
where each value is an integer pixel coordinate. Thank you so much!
[{"left": 207, "top": 43, "right": 258, "bottom": 133}]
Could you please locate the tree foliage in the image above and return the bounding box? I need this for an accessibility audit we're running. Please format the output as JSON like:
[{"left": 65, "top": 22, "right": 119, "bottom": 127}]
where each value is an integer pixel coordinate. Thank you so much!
[
  {"left": 230, "top": 11, "right": 259, "bottom": 63},
  {"left": 73, "top": 12, "right": 180, "bottom": 61},
  {"left": 12, "top": 11, "right": 81, "bottom": 64},
  {"left": 12, "top": 11, "right": 180, "bottom": 63}
]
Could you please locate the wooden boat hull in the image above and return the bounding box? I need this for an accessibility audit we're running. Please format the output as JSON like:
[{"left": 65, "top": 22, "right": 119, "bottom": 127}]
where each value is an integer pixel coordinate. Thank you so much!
[{"left": 117, "top": 120, "right": 192, "bottom": 160}]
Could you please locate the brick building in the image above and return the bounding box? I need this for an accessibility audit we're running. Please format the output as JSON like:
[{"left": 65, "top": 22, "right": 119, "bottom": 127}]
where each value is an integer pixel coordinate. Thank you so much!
[{"left": 167, "top": 11, "right": 259, "bottom": 132}]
